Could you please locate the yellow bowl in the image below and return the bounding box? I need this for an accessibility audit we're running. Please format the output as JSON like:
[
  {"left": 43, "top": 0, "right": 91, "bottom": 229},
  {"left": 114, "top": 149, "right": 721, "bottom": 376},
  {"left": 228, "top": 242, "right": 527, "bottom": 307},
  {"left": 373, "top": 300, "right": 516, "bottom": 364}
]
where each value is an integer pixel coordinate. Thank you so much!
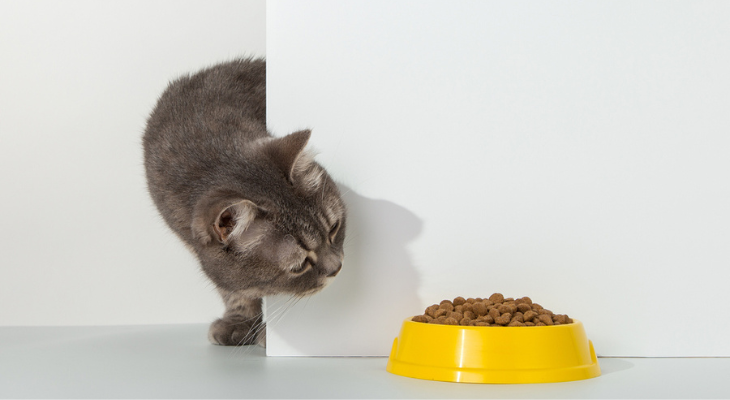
[{"left": 386, "top": 317, "right": 600, "bottom": 384}]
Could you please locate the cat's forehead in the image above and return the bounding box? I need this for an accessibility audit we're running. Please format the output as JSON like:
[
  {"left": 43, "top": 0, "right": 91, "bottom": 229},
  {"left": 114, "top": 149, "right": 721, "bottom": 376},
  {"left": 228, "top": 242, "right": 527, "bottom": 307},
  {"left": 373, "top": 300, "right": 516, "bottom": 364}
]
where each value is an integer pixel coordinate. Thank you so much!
[
  {"left": 293, "top": 160, "right": 345, "bottom": 219},
  {"left": 284, "top": 191, "right": 345, "bottom": 249}
]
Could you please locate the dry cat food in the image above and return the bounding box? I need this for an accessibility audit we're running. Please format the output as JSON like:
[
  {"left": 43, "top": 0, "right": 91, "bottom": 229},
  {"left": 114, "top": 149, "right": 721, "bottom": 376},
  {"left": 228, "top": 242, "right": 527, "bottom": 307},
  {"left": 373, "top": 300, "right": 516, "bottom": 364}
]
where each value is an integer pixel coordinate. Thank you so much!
[{"left": 411, "top": 293, "right": 573, "bottom": 327}]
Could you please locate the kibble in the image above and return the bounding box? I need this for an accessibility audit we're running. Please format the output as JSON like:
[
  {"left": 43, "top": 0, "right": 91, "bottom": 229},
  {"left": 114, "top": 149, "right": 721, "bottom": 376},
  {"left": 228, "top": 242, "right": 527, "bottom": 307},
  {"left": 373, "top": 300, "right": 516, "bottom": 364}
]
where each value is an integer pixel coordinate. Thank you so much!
[
  {"left": 412, "top": 293, "right": 573, "bottom": 327},
  {"left": 472, "top": 302, "right": 488, "bottom": 316}
]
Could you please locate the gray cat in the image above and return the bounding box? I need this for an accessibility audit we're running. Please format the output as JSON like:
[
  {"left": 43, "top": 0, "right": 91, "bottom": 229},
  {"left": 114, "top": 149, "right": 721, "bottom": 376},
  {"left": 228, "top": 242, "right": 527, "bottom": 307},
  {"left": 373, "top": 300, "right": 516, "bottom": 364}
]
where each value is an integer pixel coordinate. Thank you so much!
[{"left": 143, "top": 58, "right": 346, "bottom": 346}]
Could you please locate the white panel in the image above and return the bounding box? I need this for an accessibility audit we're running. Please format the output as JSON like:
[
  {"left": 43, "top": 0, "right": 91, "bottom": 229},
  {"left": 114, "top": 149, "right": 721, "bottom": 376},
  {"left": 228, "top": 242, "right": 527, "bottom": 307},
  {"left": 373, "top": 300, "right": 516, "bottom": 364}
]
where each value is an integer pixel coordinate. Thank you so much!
[
  {"left": 0, "top": 0, "right": 265, "bottom": 326},
  {"left": 267, "top": 0, "right": 730, "bottom": 356}
]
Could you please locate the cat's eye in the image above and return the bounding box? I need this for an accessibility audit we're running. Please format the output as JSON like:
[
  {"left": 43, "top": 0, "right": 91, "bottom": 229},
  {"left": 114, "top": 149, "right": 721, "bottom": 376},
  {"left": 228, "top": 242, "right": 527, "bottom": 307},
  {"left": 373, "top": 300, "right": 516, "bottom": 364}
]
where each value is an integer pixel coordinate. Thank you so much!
[
  {"left": 290, "top": 257, "right": 313, "bottom": 276},
  {"left": 328, "top": 221, "right": 341, "bottom": 243}
]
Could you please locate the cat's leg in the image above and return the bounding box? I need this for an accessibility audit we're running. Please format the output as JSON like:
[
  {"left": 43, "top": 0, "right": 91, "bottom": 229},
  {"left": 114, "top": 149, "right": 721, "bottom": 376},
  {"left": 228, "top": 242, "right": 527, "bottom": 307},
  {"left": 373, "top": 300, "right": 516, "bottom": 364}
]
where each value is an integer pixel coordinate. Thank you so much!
[{"left": 208, "top": 290, "right": 265, "bottom": 346}]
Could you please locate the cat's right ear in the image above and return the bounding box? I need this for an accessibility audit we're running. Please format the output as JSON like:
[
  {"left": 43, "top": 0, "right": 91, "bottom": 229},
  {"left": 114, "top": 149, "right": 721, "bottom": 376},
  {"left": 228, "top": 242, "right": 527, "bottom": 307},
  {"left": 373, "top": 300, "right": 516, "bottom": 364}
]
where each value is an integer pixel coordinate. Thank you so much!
[
  {"left": 192, "top": 198, "right": 258, "bottom": 245},
  {"left": 263, "top": 129, "right": 312, "bottom": 183}
]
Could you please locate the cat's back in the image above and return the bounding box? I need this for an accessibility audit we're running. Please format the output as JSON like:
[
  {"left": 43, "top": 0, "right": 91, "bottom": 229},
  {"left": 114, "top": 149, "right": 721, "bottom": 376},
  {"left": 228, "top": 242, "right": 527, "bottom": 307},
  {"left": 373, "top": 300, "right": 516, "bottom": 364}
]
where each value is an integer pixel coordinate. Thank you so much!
[
  {"left": 144, "top": 57, "right": 266, "bottom": 177},
  {"left": 144, "top": 58, "right": 266, "bottom": 145},
  {"left": 143, "top": 58, "right": 267, "bottom": 235}
]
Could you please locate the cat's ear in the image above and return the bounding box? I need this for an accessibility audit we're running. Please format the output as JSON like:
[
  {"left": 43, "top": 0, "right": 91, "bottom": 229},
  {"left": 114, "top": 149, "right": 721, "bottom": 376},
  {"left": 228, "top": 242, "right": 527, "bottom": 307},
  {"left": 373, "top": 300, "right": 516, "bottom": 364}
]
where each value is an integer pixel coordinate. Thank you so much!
[
  {"left": 211, "top": 200, "right": 258, "bottom": 244},
  {"left": 264, "top": 129, "right": 311, "bottom": 183},
  {"left": 192, "top": 198, "right": 258, "bottom": 245}
]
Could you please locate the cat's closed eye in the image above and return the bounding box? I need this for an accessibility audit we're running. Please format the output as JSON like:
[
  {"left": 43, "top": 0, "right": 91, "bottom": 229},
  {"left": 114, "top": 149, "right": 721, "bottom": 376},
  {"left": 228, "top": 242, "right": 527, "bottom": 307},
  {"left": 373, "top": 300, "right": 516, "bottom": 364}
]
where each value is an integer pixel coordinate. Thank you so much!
[
  {"left": 329, "top": 221, "right": 341, "bottom": 243},
  {"left": 291, "top": 257, "right": 314, "bottom": 276}
]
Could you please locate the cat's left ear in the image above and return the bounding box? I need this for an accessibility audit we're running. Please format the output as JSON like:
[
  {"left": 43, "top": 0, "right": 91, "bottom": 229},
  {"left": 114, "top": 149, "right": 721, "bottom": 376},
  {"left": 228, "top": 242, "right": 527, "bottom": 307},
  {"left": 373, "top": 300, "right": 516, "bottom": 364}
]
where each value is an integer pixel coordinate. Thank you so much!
[
  {"left": 264, "top": 129, "right": 311, "bottom": 183},
  {"left": 192, "top": 197, "right": 258, "bottom": 245}
]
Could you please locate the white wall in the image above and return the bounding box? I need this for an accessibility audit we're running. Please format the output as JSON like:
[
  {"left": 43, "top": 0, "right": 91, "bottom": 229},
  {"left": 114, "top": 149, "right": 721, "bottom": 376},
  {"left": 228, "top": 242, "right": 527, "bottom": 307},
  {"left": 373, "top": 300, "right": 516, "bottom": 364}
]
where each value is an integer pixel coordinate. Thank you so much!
[
  {"left": 266, "top": 0, "right": 730, "bottom": 356},
  {"left": 3, "top": 0, "right": 729, "bottom": 358},
  {"left": 0, "top": 0, "right": 265, "bottom": 326}
]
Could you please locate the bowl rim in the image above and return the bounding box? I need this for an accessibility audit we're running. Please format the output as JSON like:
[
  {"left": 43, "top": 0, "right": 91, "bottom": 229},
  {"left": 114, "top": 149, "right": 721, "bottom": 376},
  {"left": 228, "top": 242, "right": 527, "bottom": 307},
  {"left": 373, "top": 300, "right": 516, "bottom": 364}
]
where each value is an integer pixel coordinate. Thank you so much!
[{"left": 404, "top": 315, "right": 580, "bottom": 329}]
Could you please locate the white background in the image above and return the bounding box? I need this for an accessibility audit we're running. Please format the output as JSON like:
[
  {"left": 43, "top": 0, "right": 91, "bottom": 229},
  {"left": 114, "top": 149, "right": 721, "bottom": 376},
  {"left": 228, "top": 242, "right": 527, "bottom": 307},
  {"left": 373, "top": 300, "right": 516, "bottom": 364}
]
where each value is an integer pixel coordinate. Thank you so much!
[
  {"left": 266, "top": 0, "right": 730, "bottom": 357},
  {"left": 0, "top": 0, "right": 265, "bottom": 326},
  {"left": 2, "top": 0, "right": 729, "bottom": 358}
]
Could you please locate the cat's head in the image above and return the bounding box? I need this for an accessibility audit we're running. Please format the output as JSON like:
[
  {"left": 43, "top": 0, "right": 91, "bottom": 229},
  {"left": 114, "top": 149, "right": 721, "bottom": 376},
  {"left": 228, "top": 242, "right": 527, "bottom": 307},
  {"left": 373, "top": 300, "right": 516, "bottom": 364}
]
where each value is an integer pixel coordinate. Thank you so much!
[{"left": 190, "top": 130, "right": 347, "bottom": 296}]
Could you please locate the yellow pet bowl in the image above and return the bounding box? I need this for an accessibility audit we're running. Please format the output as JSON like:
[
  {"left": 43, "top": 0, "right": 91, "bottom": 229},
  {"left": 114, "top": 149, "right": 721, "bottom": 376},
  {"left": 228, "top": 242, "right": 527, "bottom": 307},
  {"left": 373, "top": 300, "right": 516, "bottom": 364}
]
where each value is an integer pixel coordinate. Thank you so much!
[{"left": 387, "top": 317, "right": 600, "bottom": 384}]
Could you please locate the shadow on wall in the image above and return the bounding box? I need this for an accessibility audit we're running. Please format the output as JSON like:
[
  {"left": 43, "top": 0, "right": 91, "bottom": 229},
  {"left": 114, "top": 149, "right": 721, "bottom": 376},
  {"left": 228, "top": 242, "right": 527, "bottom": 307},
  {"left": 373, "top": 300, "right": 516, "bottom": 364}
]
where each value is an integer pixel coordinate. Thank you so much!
[{"left": 267, "top": 184, "right": 423, "bottom": 356}]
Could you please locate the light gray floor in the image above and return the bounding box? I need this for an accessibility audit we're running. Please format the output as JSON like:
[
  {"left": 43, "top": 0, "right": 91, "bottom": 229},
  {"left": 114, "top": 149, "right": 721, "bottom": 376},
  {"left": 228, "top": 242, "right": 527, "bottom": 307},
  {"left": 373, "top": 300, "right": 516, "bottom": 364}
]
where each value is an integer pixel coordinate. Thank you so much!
[{"left": 1, "top": 324, "right": 728, "bottom": 399}]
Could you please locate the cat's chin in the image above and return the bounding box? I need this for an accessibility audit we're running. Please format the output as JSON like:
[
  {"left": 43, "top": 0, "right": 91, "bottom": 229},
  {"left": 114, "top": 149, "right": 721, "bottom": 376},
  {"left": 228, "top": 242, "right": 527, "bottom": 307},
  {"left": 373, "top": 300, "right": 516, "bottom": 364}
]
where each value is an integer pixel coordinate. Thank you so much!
[{"left": 297, "top": 276, "right": 337, "bottom": 297}]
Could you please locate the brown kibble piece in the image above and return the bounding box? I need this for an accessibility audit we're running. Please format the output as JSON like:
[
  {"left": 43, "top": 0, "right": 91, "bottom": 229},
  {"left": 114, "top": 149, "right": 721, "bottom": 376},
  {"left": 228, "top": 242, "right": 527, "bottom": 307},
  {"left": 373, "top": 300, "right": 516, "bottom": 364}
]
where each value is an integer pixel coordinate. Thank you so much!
[
  {"left": 523, "top": 310, "right": 537, "bottom": 322},
  {"left": 444, "top": 317, "right": 459, "bottom": 325},
  {"left": 449, "top": 312, "right": 463, "bottom": 321},
  {"left": 524, "top": 321, "right": 535, "bottom": 326},
  {"left": 498, "top": 304, "right": 511, "bottom": 314},
  {"left": 453, "top": 296, "right": 467, "bottom": 306},
  {"left": 538, "top": 314, "right": 554, "bottom": 325},
  {"left": 532, "top": 303, "right": 543, "bottom": 310},
  {"left": 511, "top": 313, "right": 524, "bottom": 323},
  {"left": 472, "top": 302, "right": 488, "bottom": 316},
  {"left": 466, "top": 298, "right": 476, "bottom": 304},
  {"left": 412, "top": 315, "right": 429, "bottom": 323},
  {"left": 535, "top": 322, "right": 546, "bottom": 326},
  {"left": 463, "top": 310, "right": 476, "bottom": 320},
  {"left": 508, "top": 320, "right": 525, "bottom": 327},
  {"left": 495, "top": 313, "right": 511, "bottom": 325},
  {"left": 553, "top": 314, "right": 572, "bottom": 324},
  {"left": 489, "top": 293, "right": 504, "bottom": 303},
  {"left": 454, "top": 305, "right": 463, "bottom": 313},
  {"left": 439, "top": 302, "right": 454, "bottom": 312},
  {"left": 538, "top": 308, "right": 553, "bottom": 316},
  {"left": 425, "top": 304, "right": 439, "bottom": 318},
  {"left": 488, "top": 307, "right": 501, "bottom": 320},
  {"left": 516, "top": 303, "right": 532, "bottom": 313},
  {"left": 434, "top": 308, "right": 448, "bottom": 318}
]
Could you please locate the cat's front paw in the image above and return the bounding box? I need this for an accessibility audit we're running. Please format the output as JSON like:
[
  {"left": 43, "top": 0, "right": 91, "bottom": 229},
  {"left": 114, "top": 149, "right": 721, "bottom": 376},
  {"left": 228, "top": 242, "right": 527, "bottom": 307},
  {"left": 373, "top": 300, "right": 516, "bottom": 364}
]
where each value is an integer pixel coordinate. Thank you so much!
[{"left": 208, "top": 316, "right": 265, "bottom": 346}]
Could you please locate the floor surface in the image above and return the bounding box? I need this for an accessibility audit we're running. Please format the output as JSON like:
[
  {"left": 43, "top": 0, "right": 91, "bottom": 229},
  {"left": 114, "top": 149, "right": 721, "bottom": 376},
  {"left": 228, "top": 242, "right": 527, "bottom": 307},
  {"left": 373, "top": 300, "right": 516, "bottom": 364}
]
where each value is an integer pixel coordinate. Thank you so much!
[{"left": 1, "top": 324, "right": 728, "bottom": 398}]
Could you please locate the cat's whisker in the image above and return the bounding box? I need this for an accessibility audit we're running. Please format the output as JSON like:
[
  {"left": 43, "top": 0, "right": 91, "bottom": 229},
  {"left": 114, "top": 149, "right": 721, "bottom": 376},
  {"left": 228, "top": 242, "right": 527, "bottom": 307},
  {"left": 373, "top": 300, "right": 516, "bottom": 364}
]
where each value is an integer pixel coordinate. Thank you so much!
[
  {"left": 236, "top": 317, "right": 266, "bottom": 356},
  {"left": 265, "top": 295, "right": 301, "bottom": 330},
  {"left": 268, "top": 295, "right": 299, "bottom": 324},
  {"left": 343, "top": 232, "right": 360, "bottom": 248},
  {"left": 299, "top": 294, "right": 312, "bottom": 311},
  {"left": 265, "top": 300, "right": 300, "bottom": 341},
  {"left": 229, "top": 297, "right": 289, "bottom": 357},
  {"left": 227, "top": 293, "right": 311, "bottom": 358}
]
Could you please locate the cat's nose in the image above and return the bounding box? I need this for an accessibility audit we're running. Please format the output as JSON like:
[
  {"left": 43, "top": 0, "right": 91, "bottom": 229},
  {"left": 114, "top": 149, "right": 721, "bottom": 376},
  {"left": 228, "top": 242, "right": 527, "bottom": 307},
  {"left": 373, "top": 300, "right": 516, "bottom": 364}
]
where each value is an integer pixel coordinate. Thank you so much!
[{"left": 326, "top": 262, "right": 342, "bottom": 277}]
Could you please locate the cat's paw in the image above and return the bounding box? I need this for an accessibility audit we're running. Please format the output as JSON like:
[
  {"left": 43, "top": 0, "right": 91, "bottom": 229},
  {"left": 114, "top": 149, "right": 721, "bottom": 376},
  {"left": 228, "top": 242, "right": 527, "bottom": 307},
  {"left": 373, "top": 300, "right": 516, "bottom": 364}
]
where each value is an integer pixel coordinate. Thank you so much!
[{"left": 208, "top": 317, "right": 265, "bottom": 346}]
